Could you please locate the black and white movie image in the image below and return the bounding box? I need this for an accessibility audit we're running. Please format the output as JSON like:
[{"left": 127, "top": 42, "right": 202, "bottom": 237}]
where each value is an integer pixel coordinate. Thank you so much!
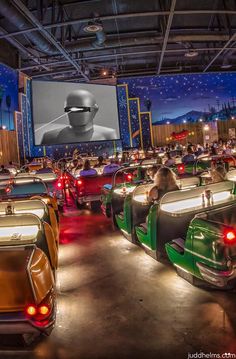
[{"left": 32, "top": 81, "right": 120, "bottom": 145}]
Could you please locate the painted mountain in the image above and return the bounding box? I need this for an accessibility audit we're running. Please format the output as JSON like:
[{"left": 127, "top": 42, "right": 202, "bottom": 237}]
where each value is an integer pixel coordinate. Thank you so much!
[{"left": 153, "top": 104, "right": 236, "bottom": 125}]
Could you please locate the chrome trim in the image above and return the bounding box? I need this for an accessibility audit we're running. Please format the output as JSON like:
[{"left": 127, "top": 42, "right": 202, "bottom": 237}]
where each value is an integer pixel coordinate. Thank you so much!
[
  {"left": 27, "top": 245, "right": 37, "bottom": 302},
  {"left": 184, "top": 247, "right": 225, "bottom": 266}
]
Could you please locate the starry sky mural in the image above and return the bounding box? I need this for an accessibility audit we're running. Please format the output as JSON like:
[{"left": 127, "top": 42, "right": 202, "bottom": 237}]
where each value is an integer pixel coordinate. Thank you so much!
[
  {"left": 0, "top": 63, "right": 18, "bottom": 129},
  {"left": 118, "top": 72, "right": 236, "bottom": 125}
]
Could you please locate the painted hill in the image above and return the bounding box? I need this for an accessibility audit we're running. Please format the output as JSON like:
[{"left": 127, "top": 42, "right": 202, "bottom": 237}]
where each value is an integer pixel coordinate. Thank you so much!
[{"left": 153, "top": 110, "right": 207, "bottom": 125}]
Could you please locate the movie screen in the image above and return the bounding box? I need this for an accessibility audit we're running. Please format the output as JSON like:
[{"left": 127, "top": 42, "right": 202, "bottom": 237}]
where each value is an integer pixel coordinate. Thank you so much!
[{"left": 32, "top": 80, "right": 120, "bottom": 145}]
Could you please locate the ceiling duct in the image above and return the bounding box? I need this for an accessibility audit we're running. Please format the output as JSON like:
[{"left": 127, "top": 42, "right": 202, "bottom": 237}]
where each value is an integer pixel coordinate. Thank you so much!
[
  {"left": 0, "top": 0, "right": 231, "bottom": 58},
  {"left": 0, "top": 0, "right": 56, "bottom": 55},
  {"left": 83, "top": 16, "right": 106, "bottom": 49}
]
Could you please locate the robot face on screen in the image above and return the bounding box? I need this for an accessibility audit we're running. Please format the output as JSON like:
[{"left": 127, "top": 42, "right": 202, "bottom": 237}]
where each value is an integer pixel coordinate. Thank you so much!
[{"left": 64, "top": 89, "right": 99, "bottom": 127}]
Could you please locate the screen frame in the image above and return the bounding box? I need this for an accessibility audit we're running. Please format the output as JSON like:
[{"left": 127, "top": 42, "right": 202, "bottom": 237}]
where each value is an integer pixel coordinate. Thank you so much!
[{"left": 31, "top": 79, "right": 121, "bottom": 147}]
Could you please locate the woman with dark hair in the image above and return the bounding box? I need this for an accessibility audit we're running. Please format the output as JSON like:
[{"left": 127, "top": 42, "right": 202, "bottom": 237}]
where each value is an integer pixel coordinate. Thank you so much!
[
  {"left": 164, "top": 152, "right": 175, "bottom": 167},
  {"left": 94, "top": 156, "right": 106, "bottom": 168},
  {"left": 80, "top": 159, "right": 97, "bottom": 177},
  {"left": 148, "top": 167, "right": 179, "bottom": 202},
  {"left": 210, "top": 165, "right": 226, "bottom": 183}
]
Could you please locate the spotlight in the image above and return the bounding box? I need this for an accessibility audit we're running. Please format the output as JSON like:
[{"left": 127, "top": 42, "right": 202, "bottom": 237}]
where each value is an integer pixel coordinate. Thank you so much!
[
  {"left": 184, "top": 50, "right": 199, "bottom": 58},
  {"left": 204, "top": 124, "right": 209, "bottom": 131},
  {"left": 221, "top": 58, "right": 232, "bottom": 69},
  {"left": 183, "top": 120, "right": 186, "bottom": 124},
  {"left": 102, "top": 70, "right": 108, "bottom": 76},
  {"left": 166, "top": 121, "right": 170, "bottom": 125},
  {"left": 199, "top": 118, "right": 203, "bottom": 122},
  {"left": 2, "top": 126, "right": 6, "bottom": 130}
]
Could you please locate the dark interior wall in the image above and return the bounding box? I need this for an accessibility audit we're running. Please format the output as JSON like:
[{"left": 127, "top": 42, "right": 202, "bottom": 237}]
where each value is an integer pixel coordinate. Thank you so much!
[{"left": 0, "top": 40, "right": 18, "bottom": 69}]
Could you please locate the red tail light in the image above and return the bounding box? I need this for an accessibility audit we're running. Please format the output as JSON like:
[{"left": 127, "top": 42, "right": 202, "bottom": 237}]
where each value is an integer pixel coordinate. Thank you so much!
[
  {"left": 177, "top": 164, "right": 185, "bottom": 174},
  {"left": 5, "top": 187, "right": 11, "bottom": 193},
  {"left": 224, "top": 229, "right": 236, "bottom": 245},
  {"left": 25, "top": 304, "right": 51, "bottom": 319},
  {"left": 77, "top": 179, "right": 83, "bottom": 186},
  {"left": 26, "top": 305, "right": 37, "bottom": 316},
  {"left": 57, "top": 181, "right": 63, "bottom": 189},
  {"left": 38, "top": 305, "right": 50, "bottom": 316},
  {"left": 126, "top": 173, "right": 133, "bottom": 182}
]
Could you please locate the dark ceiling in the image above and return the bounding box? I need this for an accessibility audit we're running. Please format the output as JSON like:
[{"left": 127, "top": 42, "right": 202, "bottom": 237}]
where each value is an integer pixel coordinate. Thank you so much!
[{"left": 0, "top": 0, "right": 235, "bottom": 81}]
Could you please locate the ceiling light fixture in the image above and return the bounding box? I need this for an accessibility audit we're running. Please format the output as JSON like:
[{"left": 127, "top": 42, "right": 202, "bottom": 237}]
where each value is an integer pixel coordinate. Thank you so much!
[
  {"left": 184, "top": 50, "right": 199, "bottom": 58},
  {"left": 83, "top": 21, "right": 103, "bottom": 33},
  {"left": 221, "top": 59, "right": 232, "bottom": 69}
]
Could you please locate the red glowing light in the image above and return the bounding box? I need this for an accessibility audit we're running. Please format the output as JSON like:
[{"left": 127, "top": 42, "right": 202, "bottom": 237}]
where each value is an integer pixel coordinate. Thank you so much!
[
  {"left": 57, "top": 182, "right": 62, "bottom": 189},
  {"left": 177, "top": 164, "right": 185, "bottom": 174},
  {"left": 5, "top": 187, "right": 11, "bottom": 193},
  {"left": 26, "top": 305, "right": 37, "bottom": 316},
  {"left": 224, "top": 230, "right": 236, "bottom": 244},
  {"left": 38, "top": 305, "right": 50, "bottom": 316}
]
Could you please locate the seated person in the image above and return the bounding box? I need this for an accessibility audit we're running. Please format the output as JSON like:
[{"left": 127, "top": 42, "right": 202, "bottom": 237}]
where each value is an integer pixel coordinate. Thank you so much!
[
  {"left": 0, "top": 165, "right": 10, "bottom": 175},
  {"left": 80, "top": 159, "right": 97, "bottom": 177},
  {"left": 36, "top": 161, "right": 54, "bottom": 174},
  {"left": 210, "top": 165, "right": 226, "bottom": 183},
  {"left": 103, "top": 159, "right": 120, "bottom": 175},
  {"left": 164, "top": 152, "right": 175, "bottom": 167},
  {"left": 146, "top": 165, "right": 159, "bottom": 181},
  {"left": 5, "top": 161, "right": 17, "bottom": 175},
  {"left": 182, "top": 147, "right": 195, "bottom": 164},
  {"left": 69, "top": 159, "right": 79, "bottom": 172},
  {"left": 94, "top": 156, "right": 107, "bottom": 168},
  {"left": 148, "top": 167, "right": 179, "bottom": 202},
  {"left": 73, "top": 160, "right": 83, "bottom": 175}
]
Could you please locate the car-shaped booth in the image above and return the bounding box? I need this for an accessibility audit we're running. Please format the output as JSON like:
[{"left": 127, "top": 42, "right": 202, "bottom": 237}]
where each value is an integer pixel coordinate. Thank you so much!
[
  {"left": 16, "top": 172, "right": 65, "bottom": 208},
  {"left": 0, "top": 246, "right": 56, "bottom": 336},
  {"left": 172, "top": 157, "right": 212, "bottom": 178},
  {"left": 164, "top": 173, "right": 236, "bottom": 288},
  {"left": 116, "top": 176, "right": 201, "bottom": 243},
  {"left": 67, "top": 164, "right": 129, "bottom": 211},
  {"left": 0, "top": 213, "right": 58, "bottom": 271},
  {"left": 135, "top": 181, "right": 236, "bottom": 263},
  {"left": 101, "top": 159, "right": 159, "bottom": 218},
  {"left": 1, "top": 177, "right": 59, "bottom": 219},
  {"left": 0, "top": 214, "right": 56, "bottom": 337},
  {"left": 0, "top": 199, "right": 59, "bottom": 246}
]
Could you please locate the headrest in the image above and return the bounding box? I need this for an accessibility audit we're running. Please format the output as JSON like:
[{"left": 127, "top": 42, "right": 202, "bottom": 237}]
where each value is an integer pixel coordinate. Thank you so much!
[
  {"left": 176, "top": 176, "right": 200, "bottom": 189},
  {"left": 226, "top": 169, "right": 236, "bottom": 182},
  {"left": 17, "top": 173, "right": 57, "bottom": 182},
  {"left": 0, "top": 199, "right": 47, "bottom": 219},
  {"left": 0, "top": 214, "right": 41, "bottom": 245},
  {"left": 133, "top": 183, "right": 154, "bottom": 197},
  {"left": 161, "top": 181, "right": 233, "bottom": 206}
]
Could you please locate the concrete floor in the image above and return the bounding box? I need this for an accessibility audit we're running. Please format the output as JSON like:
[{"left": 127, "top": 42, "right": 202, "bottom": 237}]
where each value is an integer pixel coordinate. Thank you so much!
[{"left": 0, "top": 203, "right": 236, "bottom": 359}]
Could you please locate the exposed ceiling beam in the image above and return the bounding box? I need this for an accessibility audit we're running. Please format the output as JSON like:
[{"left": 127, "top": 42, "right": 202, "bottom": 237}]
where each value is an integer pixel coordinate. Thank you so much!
[
  {"left": 11, "top": 0, "right": 89, "bottom": 81},
  {"left": 1, "top": 10, "right": 236, "bottom": 40},
  {"left": 19, "top": 45, "right": 236, "bottom": 71},
  {"left": 157, "top": 0, "right": 176, "bottom": 74},
  {"left": 0, "top": 25, "right": 50, "bottom": 70},
  {"left": 203, "top": 32, "right": 236, "bottom": 71}
]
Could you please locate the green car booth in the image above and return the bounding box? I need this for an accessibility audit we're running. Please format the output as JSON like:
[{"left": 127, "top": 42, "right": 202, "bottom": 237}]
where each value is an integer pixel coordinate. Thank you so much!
[
  {"left": 165, "top": 173, "right": 236, "bottom": 288},
  {"left": 118, "top": 176, "right": 200, "bottom": 244},
  {"left": 135, "top": 180, "right": 235, "bottom": 260},
  {"left": 101, "top": 159, "right": 160, "bottom": 220}
]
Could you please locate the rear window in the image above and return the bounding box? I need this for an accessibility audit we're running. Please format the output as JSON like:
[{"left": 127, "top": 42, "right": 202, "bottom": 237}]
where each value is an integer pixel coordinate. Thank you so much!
[{"left": 10, "top": 183, "right": 47, "bottom": 196}]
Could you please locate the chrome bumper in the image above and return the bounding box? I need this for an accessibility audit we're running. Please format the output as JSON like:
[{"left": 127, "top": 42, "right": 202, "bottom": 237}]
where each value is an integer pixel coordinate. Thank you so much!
[
  {"left": 78, "top": 195, "right": 101, "bottom": 203},
  {"left": 0, "top": 310, "right": 56, "bottom": 334},
  {"left": 196, "top": 262, "right": 236, "bottom": 287}
]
